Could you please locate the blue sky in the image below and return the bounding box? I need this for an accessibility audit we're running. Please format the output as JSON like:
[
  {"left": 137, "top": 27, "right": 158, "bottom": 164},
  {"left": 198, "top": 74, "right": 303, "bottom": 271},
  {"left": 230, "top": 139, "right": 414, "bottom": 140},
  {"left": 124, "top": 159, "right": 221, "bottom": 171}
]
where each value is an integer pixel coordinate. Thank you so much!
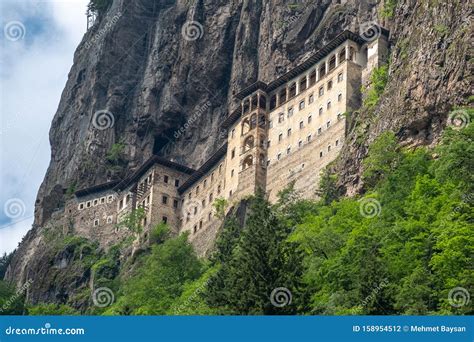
[{"left": 0, "top": 0, "right": 88, "bottom": 254}]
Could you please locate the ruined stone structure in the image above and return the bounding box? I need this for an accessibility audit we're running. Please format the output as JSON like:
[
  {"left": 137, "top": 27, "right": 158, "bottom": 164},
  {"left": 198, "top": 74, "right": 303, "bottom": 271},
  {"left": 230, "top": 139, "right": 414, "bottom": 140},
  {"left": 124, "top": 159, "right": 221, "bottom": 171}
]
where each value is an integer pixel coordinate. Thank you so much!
[{"left": 65, "top": 29, "right": 388, "bottom": 256}]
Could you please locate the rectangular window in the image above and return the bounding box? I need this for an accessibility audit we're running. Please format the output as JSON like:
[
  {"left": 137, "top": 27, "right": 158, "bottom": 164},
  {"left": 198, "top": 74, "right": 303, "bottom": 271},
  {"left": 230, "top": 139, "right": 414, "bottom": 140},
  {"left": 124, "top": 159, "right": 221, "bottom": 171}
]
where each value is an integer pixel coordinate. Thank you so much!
[
  {"left": 203, "top": 179, "right": 207, "bottom": 188},
  {"left": 209, "top": 193, "right": 213, "bottom": 202},
  {"left": 319, "top": 86, "right": 324, "bottom": 96},
  {"left": 318, "top": 127, "right": 322, "bottom": 135},
  {"left": 173, "top": 199, "right": 179, "bottom": 208},
  {"left": 231, "top": 169, "right": 234, "bottom": 177},
  {"left": 299, "top": 100, "right": 305, "bottom": 110},
  {"left": 299, "top": 121, "right": 304, "bottom": 129},
  {"left": 194, "top": 206, "right": 198, "bottom": 215},
  {"left": 279, "top": 133, "right": 283, "bottom": 142},
  {"left": 338, "top": 72, "right": 343, "bottom": 82},
  {"left": 202, "top": 199, "right": 206, "bottom": 208},
  {"left": 231, "top": 129, "right": 235, "bottom": 138},
  {"left": 231, "top": 149, "right": 235, "bottom": 159},
  {"left": 269, "top": 120, "right": 273, "bottom": 128},
  {"left": 277, "top": 153, "right": 281, "bottom": 160},
  {"left": 337, "top": 113, "right": 342, "bottom": 121},
  {"left": 267, "top": 140, "right": 271, "bottom": 148},
  {"left": 308, "top": 115, "right": 312, "bottom": 124},
  {"left": 320, "top": 151, "right": 323, "bottom": 158},
  {"left": 299, "top": 77, "right": 307, "bottom": 92},
  {"left": 208, "top": 212, "right": 212, "bottom": 221},
  {"left": 308, "top": 94, "right": 314, "bottom": 104},
  {"left": 196, "top": 186, "right": 199, "bottom": 194},
  {"left": 287, "top": 147, "right": 291, "bottom": 155},
  {"left": 328, "top": 145, "right": 331, "bottom": 152},
  {"left": 307, "top": 134, "right": 312, "bottom": 142},
  {"left": 174, "top": 179, "right": 180, "bottom": 187},
  {"left": 327, "top": 121, "right": 331, "bottom": 128},
  {"left": 327, "top": 101, "right": 331, "bottom": 110},
  {"left": 298, "top": 140, "right": 303, "bottom": 148},
  {"left": 327, "top": 80, "right": 333, "bottom": 91},
  {"left": 199, "top": 220, "right": 203, "bottom": 229},
  {"left": 287, "top": 107, "right": 294, "bottom": 118},
  {"left": 94, "top": 219, "right": 99, "bottom": 227},
  {"left": 278, "top": 113, "right": 284, "bottom": 123},
  {"left": 336, "top": 139, "right": 339, "bottom": 146},
  {"left": 287, "top": 128, "right": 292, "bottom": 137},
  {"left": 162, "top": 216, "right": 168, "bottom": 224},
  {"left": 163, "top": 175, "right": 169, "bottom": 183},
  {"left": 319, "top": 107, "right": 323, "bottom": 116},
  {"left": 162, "top": 195, "right": 168, "bottom": 205},
  {"left": 193, "top": 225, "right": 197, "bottom": 233},
  {"left": 338, "top": 93, "right": 342, "bottom": 102}
]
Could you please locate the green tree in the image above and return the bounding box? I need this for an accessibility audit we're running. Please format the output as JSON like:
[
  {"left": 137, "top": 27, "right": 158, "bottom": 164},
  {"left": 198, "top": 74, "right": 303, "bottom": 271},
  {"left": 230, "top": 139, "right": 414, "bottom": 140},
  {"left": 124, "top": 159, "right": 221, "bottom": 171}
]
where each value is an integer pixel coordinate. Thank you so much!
[{"left": 108, "top": 234, "right": 202, "bottom": 315}]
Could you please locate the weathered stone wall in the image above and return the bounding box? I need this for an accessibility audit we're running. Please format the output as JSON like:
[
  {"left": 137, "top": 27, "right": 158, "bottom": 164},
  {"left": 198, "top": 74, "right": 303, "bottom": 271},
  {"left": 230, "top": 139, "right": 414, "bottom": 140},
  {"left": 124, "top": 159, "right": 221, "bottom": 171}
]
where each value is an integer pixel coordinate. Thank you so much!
[{"left": 180, "top": 156, "right": 227, "bottom": 238}]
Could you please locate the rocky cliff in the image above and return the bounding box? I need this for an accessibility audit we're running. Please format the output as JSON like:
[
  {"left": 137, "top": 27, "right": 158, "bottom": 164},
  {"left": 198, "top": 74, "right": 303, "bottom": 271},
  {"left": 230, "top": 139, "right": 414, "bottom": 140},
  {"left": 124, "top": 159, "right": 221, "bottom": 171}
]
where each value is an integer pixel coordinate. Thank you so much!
[{"left": 6, "top": 0, "right": 472, "bottom": 305}]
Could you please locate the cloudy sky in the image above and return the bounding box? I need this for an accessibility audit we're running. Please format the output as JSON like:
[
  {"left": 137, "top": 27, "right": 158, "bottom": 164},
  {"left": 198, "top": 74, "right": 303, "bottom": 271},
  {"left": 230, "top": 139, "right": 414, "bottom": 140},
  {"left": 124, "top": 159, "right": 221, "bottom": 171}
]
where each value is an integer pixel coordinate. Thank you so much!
[{"left": 0, "top": 0, "right": 88, "bottom": 254}]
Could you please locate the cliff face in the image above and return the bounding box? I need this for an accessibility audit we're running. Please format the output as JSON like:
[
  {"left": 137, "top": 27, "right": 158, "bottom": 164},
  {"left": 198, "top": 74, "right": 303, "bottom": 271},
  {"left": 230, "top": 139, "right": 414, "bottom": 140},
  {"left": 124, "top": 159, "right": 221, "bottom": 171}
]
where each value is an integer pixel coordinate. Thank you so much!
[{"left": 6, "top": 0, "right": 472, "bottom": 304}]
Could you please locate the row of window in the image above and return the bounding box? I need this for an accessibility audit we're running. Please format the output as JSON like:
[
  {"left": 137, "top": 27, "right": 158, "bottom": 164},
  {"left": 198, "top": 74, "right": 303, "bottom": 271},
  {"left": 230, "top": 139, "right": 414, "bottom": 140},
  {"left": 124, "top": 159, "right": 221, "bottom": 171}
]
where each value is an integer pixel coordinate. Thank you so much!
[
  {"left": 191, "top": 212, "right": 214, "bottom": 234},
  {"left": 273, "top": 113, "right": 343, "bottom": 146},
  {"left": 272, "top": 139, "right": 341, "bottom": 163},
  {"left": 187, "top": 163, "right": 224, "bottom": 200},
  {"left": 271, "top": 90, "right": 343, "bottom": 128},
  {"left": 93, "top": 215, "right": 114, "bottom": 226},
  {"left": 267, "top": 47, "right": 354, "bottom": 111},
  {"left": 78, "top": 195, "right": 114, "bottom": 210}
]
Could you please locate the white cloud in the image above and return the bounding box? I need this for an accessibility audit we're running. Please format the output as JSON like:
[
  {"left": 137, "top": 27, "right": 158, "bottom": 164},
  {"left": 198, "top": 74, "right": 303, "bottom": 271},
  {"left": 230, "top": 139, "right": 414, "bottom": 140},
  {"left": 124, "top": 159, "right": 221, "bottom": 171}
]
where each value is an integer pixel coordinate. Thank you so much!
[{"left": 0, "top": 0, "right": 89, "bottom": 254}]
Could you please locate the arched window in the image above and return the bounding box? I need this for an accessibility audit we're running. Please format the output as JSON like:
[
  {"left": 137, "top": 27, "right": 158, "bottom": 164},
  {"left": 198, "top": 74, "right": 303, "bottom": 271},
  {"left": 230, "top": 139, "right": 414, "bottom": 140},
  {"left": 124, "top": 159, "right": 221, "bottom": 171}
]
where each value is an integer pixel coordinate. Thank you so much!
[
  {"left": 243, "top": 135, "right": 255, "bottom": 152},
  {"left": 319, "top": 64, "right": 326, "bottom": 78},
  {"left": 243, "top": 99, "right": 250, "bottom": 113},
  {"left": 270, "top": 94, "right": 277, "bottom": 110},
  {"left": 299, "top": 76, "right": 307, "bottom": 92},
  {"left": 279, "top": 88, "right": 287, "bottom": 105},
  {"left": 250, "top": 114, "right": 257, "bottom": 129},
  {"left": 309, "top": 70, "right": 316, "bottom": 86},
  {"left": 241, "top": 118, "right": 250, "bottom": 135},
  {"left": 339, "top": 48, "right": 346, "bottom": 62},
  {"left": 329, "top": 55, "right": 336, "bottom": 71},
  {"left": 349, "top": 46, "right": 355, "bottom": 61},
  {"left": 251, "top": 95, "right": 258, "bottom": 110},
  {"left": 259, "top": 95, "right": 266, "bottom": 109},
  {"left": 289, "top": 83, "right": 297, "bottom": 99},
  {"left": 243, "top": 155, "right": 253, "bottom": 170}
]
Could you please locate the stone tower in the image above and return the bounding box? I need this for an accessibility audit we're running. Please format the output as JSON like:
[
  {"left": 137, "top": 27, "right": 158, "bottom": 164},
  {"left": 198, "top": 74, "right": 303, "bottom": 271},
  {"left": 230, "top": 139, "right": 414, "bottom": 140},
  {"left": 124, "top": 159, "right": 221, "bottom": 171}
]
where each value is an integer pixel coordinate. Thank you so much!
[{"left": 235, "top": 88, "right": 269, "bottom": 198}]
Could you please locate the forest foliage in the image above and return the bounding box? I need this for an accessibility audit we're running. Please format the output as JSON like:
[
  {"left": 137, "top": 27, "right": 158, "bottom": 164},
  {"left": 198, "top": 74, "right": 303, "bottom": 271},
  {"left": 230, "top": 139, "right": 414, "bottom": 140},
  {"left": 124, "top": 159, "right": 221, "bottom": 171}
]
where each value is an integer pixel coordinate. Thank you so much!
[{"left": 1, "top": 110, "right": 472, "bottom": 316}]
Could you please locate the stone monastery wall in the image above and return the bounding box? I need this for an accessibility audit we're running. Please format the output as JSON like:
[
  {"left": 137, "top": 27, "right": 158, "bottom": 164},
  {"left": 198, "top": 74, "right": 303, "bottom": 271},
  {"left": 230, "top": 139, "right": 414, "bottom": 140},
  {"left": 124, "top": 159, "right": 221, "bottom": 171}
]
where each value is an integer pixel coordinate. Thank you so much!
[{"left": 62, "top": 30, "right": 388, "bottom": 256}]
